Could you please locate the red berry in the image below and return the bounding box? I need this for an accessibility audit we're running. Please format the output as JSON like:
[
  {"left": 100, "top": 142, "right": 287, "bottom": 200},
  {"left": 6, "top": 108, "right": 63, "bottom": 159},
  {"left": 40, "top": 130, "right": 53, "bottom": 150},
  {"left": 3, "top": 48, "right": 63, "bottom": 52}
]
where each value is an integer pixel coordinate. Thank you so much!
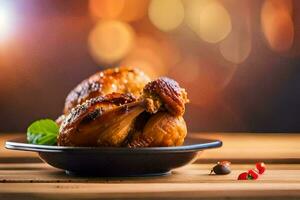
[
  {"left": 237, "top": 172, "right": 249, "bottom": 180},
  {"left": 248, "top": 169, "right": 259, "bottom": 180},
  {"left": 256, "top": 162, "right": 266, "bottom": 174}
]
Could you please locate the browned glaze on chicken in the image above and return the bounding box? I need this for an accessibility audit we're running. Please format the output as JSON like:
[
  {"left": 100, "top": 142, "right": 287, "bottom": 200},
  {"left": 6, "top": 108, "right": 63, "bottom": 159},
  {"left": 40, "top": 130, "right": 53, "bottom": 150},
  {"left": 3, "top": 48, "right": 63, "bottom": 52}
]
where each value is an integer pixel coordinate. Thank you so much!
[
  {"left": 128, "top": 112, "right": 187, "bottom": 147},
  {"left": 58, "top": 93, "right": 144, "bottom": 147},
  {"left": 64, "top": 67, "right": 151, "bottom": 114},
  {"left": 143, "top": 77, "right": 189, "bottom": 116},
  {"left": 57, "top": 67, "right": 189, "bottom": 147},
  {"left": 128, "top": 77, "right": 189, "bottom": 147}
]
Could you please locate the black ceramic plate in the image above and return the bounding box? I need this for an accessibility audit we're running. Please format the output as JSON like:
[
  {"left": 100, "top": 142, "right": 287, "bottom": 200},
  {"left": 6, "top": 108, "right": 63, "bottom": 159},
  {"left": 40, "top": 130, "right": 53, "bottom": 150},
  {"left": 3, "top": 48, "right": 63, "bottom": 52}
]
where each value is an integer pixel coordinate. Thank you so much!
[{"left": 5, "top": 136, "right": 222, "bottom": 177}]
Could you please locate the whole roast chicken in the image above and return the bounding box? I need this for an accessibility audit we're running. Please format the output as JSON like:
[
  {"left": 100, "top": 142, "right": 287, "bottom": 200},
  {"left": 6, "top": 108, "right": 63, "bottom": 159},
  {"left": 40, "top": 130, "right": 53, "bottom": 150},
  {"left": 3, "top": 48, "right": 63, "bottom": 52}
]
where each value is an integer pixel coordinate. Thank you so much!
[{"left": 57, "top": 67, "right": 189, "bottom": 147}]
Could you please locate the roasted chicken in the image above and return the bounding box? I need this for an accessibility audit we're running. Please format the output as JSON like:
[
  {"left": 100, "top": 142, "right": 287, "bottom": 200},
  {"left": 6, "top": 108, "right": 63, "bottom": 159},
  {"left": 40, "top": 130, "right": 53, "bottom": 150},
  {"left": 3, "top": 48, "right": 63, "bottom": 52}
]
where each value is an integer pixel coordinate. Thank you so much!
[
  {"left": 63, "top": 67, "right": 150, "bottom": 114},
  {"left": 57, "top": 67, "right": 189, "bottom": 147}
]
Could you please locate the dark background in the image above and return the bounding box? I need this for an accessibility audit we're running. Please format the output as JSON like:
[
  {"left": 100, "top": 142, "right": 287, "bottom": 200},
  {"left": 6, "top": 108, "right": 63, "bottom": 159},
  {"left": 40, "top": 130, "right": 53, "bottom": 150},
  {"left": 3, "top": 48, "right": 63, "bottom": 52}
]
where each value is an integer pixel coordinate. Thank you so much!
[{"left": 0, "top": 0, "right": 299, "bottom": 133}]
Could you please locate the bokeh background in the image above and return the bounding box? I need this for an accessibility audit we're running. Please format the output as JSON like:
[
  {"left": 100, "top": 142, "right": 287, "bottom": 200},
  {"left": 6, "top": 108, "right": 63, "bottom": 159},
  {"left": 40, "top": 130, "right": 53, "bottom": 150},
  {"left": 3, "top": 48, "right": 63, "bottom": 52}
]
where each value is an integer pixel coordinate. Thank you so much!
[{"left": 0, "top": 0, "right": 299, "bottom": 132}]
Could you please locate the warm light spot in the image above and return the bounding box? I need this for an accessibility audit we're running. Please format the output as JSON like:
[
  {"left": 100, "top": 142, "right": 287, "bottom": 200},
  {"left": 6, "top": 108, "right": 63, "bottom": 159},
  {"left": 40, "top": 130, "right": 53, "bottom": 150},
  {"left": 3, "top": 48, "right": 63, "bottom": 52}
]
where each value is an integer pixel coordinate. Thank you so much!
[
  {"left": 89, "top": 0, "right": 125, "bottom": 19},
  {"left": 169, "top": 56, "right": 220, "bottom": 106},
  {"left": 148, "top": 0, "right": 184, "bottom": 32},
  {"left": 90, "top": 0, "right": 149, "bottom": 22},
  {"left": 263, "top": 0, "right": 293, "bottom": 15},
  {"left": 121, "top": 35, "right": 179, "bottom": 78},
  {"left": 173, "top": 55, "right": 200, "bottom": 83},
  {"left": 88, "top": 20, "right": 135, "bottom": 65},
  {"left": 0, "top": 7, "right": 12, "bottom": 41},
  {"left": 184, "top": 0, "right": 210, "bottom": 33},
  {"left": 219, "top": 28, "right": 252, "bottom": 64},
  {"left": 121, "top": 57, "right": 163, "bottom": 78},
  {"left": 218, "top": 1, "right": 252, "bottom": 63},
  {"left": 159, "top": 36, "right": 181, "bottom": 67},
  {"left": 197, "top": 1, "right": 232, "bottom": 43},
  {"left": 121, "top": 36, "right": 166, "bottom": 78},
  {"left": 169, "top": 50, "right": 238, "bottom": 106},
  {"left": 118, "top": 0, "right": 149, "bottom": 22},
  {"left": 261, "top": 0, "right": 294, "bottom": 52}
]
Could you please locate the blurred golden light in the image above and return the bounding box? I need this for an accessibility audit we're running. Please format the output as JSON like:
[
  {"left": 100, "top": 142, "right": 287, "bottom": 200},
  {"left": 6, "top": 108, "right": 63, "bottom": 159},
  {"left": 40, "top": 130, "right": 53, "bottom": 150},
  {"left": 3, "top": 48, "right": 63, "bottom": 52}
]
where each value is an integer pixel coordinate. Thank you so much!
[
  {"left": 89, "top": 0, "right": 149, "bottom": 22},
  {"left": 89, "top": 0, "right": 125, "bottom": 19},
  {"left": 263, "top": 0, "right": 293, "bottom": 15},
  {"left": 197, "top": 1, "right": 232, "bottom": 43},
  {"left": 134, "top": 32, "right": 181, "bottom": 67},
  {"left": 219, "top": 27, "right": 252, "bottom": 64},
  {"left": 261, "top": 0, "right": 294, "bottom": 52},
  {"left": 184, "top": 0, "right": 210, "bottom": 32},
  {"left": 169, "top": 56, "right": 220, "bottom": 106},
  {"left": 170, "top": 55, "right": 238, "bottom": 107},
  {"left": 158, "top": 36, "right": 181, "bottom": 67},
  {"left": 218, "top": 1, "right": 252, "bottom": 64},
  {"left": 148, "top": 0, "right": 184, "bottom": 32},
  {"left": 118, "top": 0, "right": 149, "bottom": 22},
  {"left": 88, "top": 20, "right": 135, "bottom": 65},
  {"left": 121, "top": 35, "right": 168, "bottom": 78},
  {"left": 121, "top": 57, "right": 163, "bottom": 78}
]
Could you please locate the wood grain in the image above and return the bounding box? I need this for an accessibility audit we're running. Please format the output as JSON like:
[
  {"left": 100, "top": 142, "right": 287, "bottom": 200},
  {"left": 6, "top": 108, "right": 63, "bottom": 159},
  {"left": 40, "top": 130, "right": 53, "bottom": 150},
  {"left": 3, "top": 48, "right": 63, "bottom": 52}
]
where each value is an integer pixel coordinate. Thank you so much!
[
  {"left": 0, "top": 163, "right": 300, "bottom": 183},
  {"left": 1, "top": 133, "right": 300, "bottom": 199},
  {"left": 1, "top": 133, "right": 300, "bottom": 163},
  {"left": 0, "top": 182, "right": 299, "bottom": 199},
  {"left": 0, "top": 163, "right": 300, "bottom": 199},
  {"left": 192, "top": 133, "right": 300, "bottom": 161}
]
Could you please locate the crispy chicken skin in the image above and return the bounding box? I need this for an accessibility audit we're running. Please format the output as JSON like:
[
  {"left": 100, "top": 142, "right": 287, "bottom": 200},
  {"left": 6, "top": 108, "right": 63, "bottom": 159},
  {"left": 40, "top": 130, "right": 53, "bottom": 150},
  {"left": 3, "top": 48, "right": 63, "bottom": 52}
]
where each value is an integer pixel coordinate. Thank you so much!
[
  {"left": 128, "top": 112, "right": 187, "bottom": 147},
  {"left": 63, "top": 67, "right": 151, "bottom": 114},
  {"left": 57, "top": 67, "right": 189, "bottom": 147},
  {"left": 58, "top": 93, "right": 144, "bottom": 147},
  {"left": 129, "top": 77, "right": 189, "bottom": 147},
  {"left": 143, "top": 77, "right": 189, "bottom": 116}
]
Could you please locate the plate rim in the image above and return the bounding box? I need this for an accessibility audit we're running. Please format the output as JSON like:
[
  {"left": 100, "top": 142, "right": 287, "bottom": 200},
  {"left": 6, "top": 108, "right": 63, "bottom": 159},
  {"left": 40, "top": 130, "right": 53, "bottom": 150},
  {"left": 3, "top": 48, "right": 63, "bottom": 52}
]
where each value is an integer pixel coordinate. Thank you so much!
[{"left": 5, "top": 136, "right": 222, "bottom": 153}]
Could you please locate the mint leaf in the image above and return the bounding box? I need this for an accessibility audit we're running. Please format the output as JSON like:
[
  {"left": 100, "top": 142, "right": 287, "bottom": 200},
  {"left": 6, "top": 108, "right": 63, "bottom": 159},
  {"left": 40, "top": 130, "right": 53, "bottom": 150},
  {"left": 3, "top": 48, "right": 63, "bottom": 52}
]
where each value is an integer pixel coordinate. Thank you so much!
[{"left": 27, "top": 119, "right": 59, "bottom": 145}]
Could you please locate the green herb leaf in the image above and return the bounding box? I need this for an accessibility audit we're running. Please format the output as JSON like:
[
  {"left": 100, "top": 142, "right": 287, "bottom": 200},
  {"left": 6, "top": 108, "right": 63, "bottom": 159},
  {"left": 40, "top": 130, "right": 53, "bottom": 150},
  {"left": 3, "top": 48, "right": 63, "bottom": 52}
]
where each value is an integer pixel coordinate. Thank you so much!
[{"left": 27, "top": 119, "right": 59, "bottom": 145}]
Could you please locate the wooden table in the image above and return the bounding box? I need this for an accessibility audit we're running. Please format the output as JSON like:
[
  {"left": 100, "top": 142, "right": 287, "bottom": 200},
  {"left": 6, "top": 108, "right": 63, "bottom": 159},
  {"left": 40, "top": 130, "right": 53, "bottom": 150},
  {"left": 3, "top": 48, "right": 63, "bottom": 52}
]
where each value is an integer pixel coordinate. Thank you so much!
[{"left": 1, "top": 133, "right": 300, "bottom": 199}]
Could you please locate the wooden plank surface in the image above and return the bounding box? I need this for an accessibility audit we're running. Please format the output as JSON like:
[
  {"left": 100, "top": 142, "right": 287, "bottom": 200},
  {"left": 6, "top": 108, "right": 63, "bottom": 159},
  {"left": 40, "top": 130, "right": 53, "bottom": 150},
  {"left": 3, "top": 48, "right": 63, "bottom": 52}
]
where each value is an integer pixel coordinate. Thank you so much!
[
  {"left": 1, "top": 183, "right": 299, "bottom": 200},
  {"left": 1, "top": 133, "right": 300, "bottom": 163},
  {"left": 0, "top": 163, "right": 300, "bottom": 199},
  {"left": 0, "top": 163, "right": 300, "bottom": 183},
  {"left": 1, "top": 133, "right": 300, "bottom": 199}
]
